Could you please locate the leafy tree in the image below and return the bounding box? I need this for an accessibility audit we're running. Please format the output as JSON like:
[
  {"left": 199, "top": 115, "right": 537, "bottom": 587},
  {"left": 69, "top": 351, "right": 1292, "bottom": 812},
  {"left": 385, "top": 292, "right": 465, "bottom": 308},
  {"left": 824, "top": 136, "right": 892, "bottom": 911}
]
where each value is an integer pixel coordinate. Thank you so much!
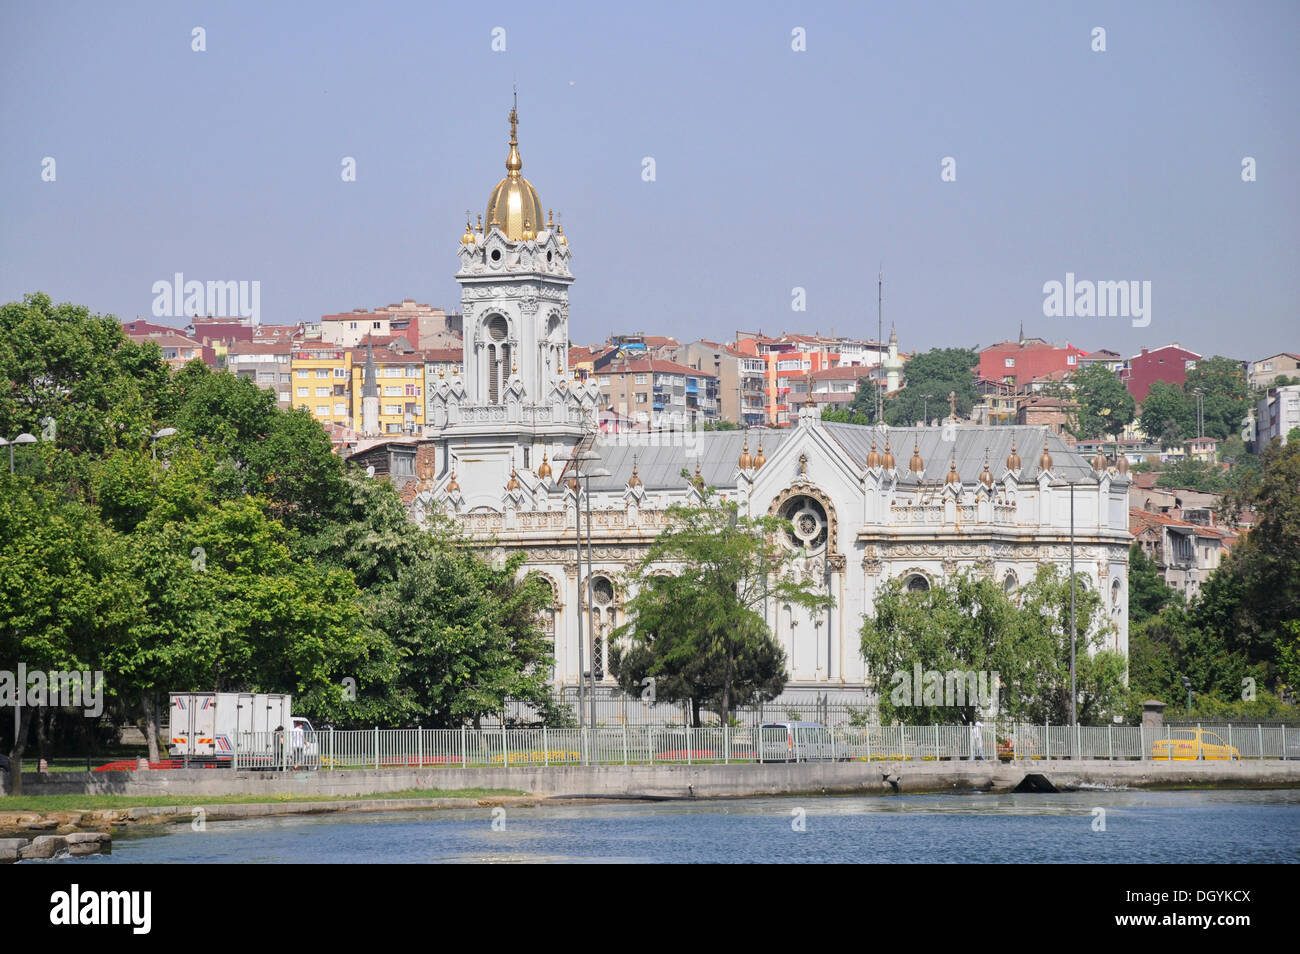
[
  {"left": 702, "top": 419, "right": 739, "bottom": 431},
  {"left": 1155, "top": 458, "right": 1227, "bottom": 493},
  {"left": 1184, "top": 356, "right": 1249, "bottom": 440},
  {"left": 1128, "top": 543, "right": 1176, "bottom": 625},
  {"left": 880, "top": 348, "right": 979, "bottom": 426},
  {"left": 1059, "top": 363, "right": 1135, "bottom": 439},
  {"left": 820, "top": 406, "right": 874, "bottom": 425},
  {"left": 1139, "top": 381, "right": 1194, "bottom": 446},
  {"left": 611, "top": 490, "right": 831, "bottom": 726}
]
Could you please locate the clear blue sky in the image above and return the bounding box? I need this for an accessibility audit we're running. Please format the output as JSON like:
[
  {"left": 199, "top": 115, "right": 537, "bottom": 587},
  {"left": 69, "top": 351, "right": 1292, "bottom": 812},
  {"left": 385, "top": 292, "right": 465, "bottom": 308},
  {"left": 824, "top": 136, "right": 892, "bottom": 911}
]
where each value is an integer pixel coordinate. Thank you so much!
[{"left": 2, "top": 1, "right": 1296, "bottom": 360}]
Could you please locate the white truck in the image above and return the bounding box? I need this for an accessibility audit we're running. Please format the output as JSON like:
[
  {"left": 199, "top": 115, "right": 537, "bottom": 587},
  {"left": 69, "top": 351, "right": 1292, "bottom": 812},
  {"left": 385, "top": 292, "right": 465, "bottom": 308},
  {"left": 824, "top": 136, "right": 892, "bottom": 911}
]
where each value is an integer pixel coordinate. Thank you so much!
[{"left": 168, "top": 692, "right": 317, "bottom": 768}]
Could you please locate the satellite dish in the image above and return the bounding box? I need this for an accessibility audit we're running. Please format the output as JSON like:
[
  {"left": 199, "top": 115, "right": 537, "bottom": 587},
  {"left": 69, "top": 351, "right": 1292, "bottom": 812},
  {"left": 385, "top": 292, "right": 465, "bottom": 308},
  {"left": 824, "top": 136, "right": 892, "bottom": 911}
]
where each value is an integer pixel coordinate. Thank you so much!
[{"left": 366, "top": 465, "right": 376, "bottom": 478}]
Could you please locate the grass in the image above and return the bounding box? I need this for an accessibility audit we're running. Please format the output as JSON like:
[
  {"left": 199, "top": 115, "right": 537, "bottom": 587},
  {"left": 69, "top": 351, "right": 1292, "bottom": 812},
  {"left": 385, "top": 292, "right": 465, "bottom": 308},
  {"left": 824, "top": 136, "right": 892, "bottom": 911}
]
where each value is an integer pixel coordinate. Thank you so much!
[{"left": 0, "top": 787, "right": 527, "bottom": 813}]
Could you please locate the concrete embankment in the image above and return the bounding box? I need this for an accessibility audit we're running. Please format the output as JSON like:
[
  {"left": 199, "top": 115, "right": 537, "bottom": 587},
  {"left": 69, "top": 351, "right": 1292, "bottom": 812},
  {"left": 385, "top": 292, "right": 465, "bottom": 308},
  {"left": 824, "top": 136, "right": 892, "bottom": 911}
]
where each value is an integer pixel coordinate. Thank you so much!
[{"left": 13, "top": 759, "right": 1300, "bottom": 802}]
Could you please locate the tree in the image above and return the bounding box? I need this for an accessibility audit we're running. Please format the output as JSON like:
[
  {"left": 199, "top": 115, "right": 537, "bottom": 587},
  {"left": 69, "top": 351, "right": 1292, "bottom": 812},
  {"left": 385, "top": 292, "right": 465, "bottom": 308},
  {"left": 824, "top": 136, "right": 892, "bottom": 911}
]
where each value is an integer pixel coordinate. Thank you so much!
[
  {"left": 1128, "top": 543, "right": 1176, "bottom": 625},
  {"left": 611, "top": 490, "right": 831, "bottom": 726},
  {"left": 1184, "top": 356, "right": 1249, "bottom": 440},
  {"left": 1139, "top": 381, "right": 1195, "bottom": 446},
  {"left": 1059, "top": 363, "right": 1135, "bottom": 439},
  {"left": 880, "top": 348, "right": 979, "bottom": 426},
  {"left": 1155, "top": 458, "right": 1227, "bottom": 493}
]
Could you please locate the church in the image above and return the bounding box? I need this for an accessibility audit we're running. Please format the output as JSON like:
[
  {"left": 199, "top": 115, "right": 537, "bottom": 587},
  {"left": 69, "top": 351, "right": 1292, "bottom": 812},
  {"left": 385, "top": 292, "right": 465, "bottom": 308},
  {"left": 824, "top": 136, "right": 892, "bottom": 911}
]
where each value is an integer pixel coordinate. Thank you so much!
[{"left": 400, "top": 104, "right": 1133, "bottom": 714}]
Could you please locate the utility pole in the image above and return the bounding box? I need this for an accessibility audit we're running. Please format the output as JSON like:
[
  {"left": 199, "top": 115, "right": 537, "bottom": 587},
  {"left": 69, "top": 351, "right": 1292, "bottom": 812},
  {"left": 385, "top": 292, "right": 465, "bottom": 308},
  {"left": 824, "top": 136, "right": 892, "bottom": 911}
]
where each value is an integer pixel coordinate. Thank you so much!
[{"left": 1069, "top": 481, "right": 1077, "bottom": 727}]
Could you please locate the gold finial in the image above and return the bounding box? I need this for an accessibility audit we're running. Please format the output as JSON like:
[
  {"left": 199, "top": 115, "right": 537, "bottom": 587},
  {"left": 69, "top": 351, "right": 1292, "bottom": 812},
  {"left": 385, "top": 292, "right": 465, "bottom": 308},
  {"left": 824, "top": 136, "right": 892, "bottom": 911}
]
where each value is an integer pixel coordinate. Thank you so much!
[
  {"left": 692, "top": 460, "right": 704, "bottom": 490},
  {"left": 461, "top": 211, "right": 476, "bottom": 245},
  {"left": 506, "top": 101, "right": 522, "bottom": 175},
  {"left": 629, "top": 455, "right": 642, "bottom": 488},
  {"left": 882, "top": 439, "right": 896, "bottom": 470},
  {"left": 1038, "top": 444, "right": 1054, "bottom": 473},
  {"left": 947, "top": 458, "right": 961, "bottom": 486},
  {"left": 506, "top": 468, "right": 520, "bottom": 492},
  {"left": 557, "top": 214, "right": 567, "bottom": 245},
  {"left": 753, "top": 440, "right": 766, "bottom": 469},
  {"left": 512, "top": 359, "right": 518, "bottom": 374},
  {"left": 522, "top": 215, "right": 535, "bottom": 241},
  {"left": 1006, "top": 440, "right": 1022, "bottom": 471},
  {"left": 446, "top": 467, "right": 460, "bottom": 494},
  {"left": 1092, "top": 450, "right": 1109, "bottom": 472},
  {"left": 1116, "top": 453, "right": 1130, "bottom": 476},
  {"left": 866, "top": 437, "right": 882, "bottom": 469},
  {"left": 476, "top": 213, "right": 483, "bottom": 233},
  {"left": 488, "top": 207, "right": 499, "bottom": 229},
  {"left": 909, "top": 441, "right": 924, "bottom": 475},
  {"left": 546, "top": 208, "right": 555, "bottom": 229},
  {"left": 979, "top": 450, "right": 994, "bottom": 487},
  {"left": 537, "top": 451, "right": 552, "bottom": 479},
  {"left": 738, "top": 436, "right": 752, "bottom": 471}
]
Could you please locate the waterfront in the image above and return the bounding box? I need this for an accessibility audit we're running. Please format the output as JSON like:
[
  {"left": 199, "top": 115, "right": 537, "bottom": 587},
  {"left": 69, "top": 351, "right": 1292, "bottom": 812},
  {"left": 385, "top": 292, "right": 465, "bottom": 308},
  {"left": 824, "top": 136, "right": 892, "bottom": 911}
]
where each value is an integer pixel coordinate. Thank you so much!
[{"left": 59, "top": 789, "right": 1300, "bottom": 864}]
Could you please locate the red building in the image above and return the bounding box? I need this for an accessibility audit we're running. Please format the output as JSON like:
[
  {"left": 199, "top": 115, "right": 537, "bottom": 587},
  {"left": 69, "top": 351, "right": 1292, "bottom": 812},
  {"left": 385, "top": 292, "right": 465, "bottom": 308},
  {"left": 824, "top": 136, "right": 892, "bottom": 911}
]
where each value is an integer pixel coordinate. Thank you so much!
[
  {"left": 1122, "top": 344, "right": 1201, "bottom": 403},
  {"left": 977, "top": 339, "right": 1089, "bottom": 389}
]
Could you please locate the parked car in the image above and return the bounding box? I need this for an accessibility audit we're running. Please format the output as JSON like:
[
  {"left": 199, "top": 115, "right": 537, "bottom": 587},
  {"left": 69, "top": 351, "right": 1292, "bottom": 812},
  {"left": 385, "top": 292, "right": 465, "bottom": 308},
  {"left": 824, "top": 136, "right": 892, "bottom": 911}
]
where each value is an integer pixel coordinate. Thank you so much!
[
  {"left": 1150, "top": 728, "right": 1239, "bottom": 760},
  {"left": 758, "top": 722, "right": 846, "bottom": 762}
]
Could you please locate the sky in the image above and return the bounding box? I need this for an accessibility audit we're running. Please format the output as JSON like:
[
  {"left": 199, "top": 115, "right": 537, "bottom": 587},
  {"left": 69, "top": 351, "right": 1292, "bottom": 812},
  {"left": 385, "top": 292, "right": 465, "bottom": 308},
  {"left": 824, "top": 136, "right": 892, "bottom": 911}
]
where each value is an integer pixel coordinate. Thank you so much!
[{"left": 1, "top": 0, "right": 1296, "bottom": 361}]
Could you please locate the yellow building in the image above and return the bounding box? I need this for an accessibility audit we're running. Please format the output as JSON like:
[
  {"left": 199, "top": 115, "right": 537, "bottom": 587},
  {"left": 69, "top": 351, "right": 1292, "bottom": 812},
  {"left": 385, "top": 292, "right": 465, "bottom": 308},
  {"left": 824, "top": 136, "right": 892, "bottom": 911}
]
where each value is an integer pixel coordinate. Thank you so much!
[
  {"left": 349, "top": 346, "right": 426, "bottom": 436},
  {"left": 290, "top": 346, "right": 353, "bottom": 426}
]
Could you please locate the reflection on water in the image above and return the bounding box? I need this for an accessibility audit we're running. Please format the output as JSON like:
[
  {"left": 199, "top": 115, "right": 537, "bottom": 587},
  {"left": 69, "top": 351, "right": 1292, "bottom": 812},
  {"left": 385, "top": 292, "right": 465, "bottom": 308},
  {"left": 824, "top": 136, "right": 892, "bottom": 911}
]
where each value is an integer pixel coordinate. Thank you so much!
[{"left": 62, "top": 789, "right": 1300, "bottom": 864}]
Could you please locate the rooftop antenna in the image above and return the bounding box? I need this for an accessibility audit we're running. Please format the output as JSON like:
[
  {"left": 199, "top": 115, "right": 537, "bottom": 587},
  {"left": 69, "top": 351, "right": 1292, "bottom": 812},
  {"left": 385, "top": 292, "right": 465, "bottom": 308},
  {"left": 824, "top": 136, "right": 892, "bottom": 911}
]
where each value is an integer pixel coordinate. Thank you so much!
[{"left": 876, "top": 265, "right": 883, "bottom": 423}]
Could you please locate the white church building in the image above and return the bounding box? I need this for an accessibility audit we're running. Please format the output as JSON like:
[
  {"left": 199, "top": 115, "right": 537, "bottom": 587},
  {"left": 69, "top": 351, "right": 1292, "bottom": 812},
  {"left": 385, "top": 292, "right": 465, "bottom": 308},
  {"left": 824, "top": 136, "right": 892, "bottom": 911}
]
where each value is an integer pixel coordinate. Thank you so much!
[{"left": 400, "top": 105, "right": 1133, "bottom": 712}]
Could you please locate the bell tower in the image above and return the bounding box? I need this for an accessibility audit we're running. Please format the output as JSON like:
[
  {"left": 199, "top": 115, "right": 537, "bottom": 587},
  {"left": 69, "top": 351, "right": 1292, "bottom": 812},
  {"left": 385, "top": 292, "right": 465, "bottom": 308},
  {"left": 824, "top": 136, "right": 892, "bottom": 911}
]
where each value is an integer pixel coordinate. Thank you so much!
[{"left": 455, "top": 99, "right": 575, "bottom": 408}]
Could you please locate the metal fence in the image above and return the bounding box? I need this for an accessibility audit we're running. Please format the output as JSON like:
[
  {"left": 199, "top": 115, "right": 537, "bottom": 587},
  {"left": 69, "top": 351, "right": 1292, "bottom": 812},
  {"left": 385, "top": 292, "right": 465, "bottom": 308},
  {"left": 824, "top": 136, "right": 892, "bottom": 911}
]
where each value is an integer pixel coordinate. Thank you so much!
[
  {"left": 219, "top": 722, "right": 1298, "bottom": 771},
  {"left": 498, "top": 688, "right": 874, "bottom": 728}
]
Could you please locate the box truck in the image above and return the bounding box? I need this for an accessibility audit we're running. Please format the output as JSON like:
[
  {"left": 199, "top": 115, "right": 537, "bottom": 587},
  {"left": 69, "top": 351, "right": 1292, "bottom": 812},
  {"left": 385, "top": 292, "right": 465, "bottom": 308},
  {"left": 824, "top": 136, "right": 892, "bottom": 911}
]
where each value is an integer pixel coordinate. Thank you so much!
[{"left": 168, "top": 692, "right": 317, "bottom": 768}]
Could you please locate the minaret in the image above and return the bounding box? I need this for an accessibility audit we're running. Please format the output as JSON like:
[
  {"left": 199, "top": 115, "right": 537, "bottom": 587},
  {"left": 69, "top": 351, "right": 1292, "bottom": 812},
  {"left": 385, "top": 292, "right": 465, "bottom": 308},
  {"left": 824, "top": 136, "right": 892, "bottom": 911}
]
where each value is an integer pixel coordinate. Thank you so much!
[
  {"left": 884, "top": 324, "right": 902, "bottom": 392},
  {"left": 361, "top": 340, "right": 379, "bottom": 436}
]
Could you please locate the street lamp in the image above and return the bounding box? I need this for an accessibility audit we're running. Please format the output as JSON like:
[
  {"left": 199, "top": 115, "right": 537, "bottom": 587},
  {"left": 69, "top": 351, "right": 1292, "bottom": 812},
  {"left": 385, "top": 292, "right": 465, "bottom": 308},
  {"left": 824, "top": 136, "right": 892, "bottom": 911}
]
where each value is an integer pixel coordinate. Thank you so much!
[
  {"left": 922, "top": 394, "right": 932, "bottom": 427},
  {"left": 2, "top": 433, "right": 36, "bottom": 474},
  {"left": 1182, "top": 676, "right": 1193, "bottom": 712},
  {"left": 151, "top": 427, "right": 177, "bottom": 460}
]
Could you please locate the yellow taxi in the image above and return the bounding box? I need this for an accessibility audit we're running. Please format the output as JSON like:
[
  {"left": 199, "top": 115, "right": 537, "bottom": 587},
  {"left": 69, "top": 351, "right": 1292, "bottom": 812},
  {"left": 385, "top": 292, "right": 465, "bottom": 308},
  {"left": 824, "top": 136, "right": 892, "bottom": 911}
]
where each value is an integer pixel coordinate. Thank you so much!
[{"left": 1150, "top": 728, "right": 1240, "bottom": 760}]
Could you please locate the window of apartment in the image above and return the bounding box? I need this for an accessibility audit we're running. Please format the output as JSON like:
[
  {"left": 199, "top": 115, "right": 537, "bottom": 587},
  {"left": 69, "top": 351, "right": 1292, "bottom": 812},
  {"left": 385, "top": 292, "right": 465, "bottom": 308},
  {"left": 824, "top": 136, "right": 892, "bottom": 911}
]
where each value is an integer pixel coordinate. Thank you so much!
[
  {"left": 334, "top": 403, "right": 347, "bottom": 415},
  {"left": 1005, "top": 357, "right": 1015, "bottom": 368},
  {"left": 406, "top": 366, "right": 420, "bottom": 377},
  {"left": 634, "top": 374, "right": 648, "bottom": 385},
  {"left": 316, "top": 405, "right": 329, "bottom": 416},
  {"left": 334, "top": 367, "right": 348, "bottom": 377},
  {"left": 1067, "top": 354, "right": 1077, "bottom": 365},
  {"left": 385, "top": 423, "right": 401, "bottom": 433},
  {"left": 296, "top": 386, "right": 309, "bottom": 397},
  {"left": 385, "top": 385, "right": 402, "bottom": 396},
  {"left": 373, "top": 322, "right": 381, "bottom": 329},
  {"left": 350, "top": 322, "right": 357, "bottom": 330},
  {"left": 384, "top": 404, "right": 401, "bottom": 415},
  {"left": 393, "top": 455, "right": 415, "bottom": 477},
  {"left": 296, "top": 369, "right": 308, "bottom": 378},
  {"left": 636, "top": 392, "right": 648, "bottom": 404},
  {"left": 315, "top": 387, "right": 330, "bottom": 397},
  {"left": 315, "top": 369, "right": 329, "bottom": 378},
  {"left": 278, "top": 392, "right": 290, "bottom": 403},
  {"left": 598, "top": 376, "right": 610, "bottom": 386}
]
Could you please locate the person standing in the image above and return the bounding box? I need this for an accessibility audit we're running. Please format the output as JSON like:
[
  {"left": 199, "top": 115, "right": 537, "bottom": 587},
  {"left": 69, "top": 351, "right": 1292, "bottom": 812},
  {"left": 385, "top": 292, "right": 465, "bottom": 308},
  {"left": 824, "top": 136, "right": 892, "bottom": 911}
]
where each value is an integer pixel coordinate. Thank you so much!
[{"left": 971, "top": 719, "right": 985, "bottom": 760}]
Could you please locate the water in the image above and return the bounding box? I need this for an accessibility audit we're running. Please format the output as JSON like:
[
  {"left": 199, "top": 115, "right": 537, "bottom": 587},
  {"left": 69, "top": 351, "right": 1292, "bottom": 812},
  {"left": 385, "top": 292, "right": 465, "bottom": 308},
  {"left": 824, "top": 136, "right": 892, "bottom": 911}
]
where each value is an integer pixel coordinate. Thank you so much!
[{"left": 63, "top": 790, "right": 1300, "bottom": 864}]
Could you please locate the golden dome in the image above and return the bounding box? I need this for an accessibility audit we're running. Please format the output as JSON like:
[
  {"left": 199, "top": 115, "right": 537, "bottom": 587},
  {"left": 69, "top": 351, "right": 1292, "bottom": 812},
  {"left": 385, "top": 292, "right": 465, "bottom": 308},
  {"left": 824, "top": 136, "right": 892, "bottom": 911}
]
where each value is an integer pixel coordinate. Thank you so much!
[
  {"left": 909, "top": 441, "right": 924, "bottom": 474},
  {"left": 979, "top": 454, "right": 994, "bottom": 487},
  {"left": 445, "top": 468, "right": 460, "bottom": 494},
  {"left": 460, "top": 213, "right": 477, "bottom": 245},
  {"left": 485, "top": 104, "right": 544, "bottom": 243},
  {"left": 738, "top": 438, "right": 752, "bottom": 471},
  {"left": 506, "top": 468, "right": 520, "bottom": 492},
  {"left": 1038, "top": 446, "right": 1054, "bottom": 472},
  {"left": 1116, "top": 453, "right": 1130, "bottom": 476},
  {"left": 628, "top": 456, "right": 642, "bottom": 488},
  {"left": 753, "top": 440, "right": 766, "bottom": 469},
  {"left": 537, "top": 451, "right": 552, "bottom": 479},
  {"left": 882, "top": 439, "right": 896, "bottom": 470},
  {"left": 866, "top": 438, "right": 882, "bottom": 469},
  {"left": 1006, "top": 441, "right": 1022, "bottom": 471},
  {"left": 946, "top": 459, "right": 961, "bottom": 486}
]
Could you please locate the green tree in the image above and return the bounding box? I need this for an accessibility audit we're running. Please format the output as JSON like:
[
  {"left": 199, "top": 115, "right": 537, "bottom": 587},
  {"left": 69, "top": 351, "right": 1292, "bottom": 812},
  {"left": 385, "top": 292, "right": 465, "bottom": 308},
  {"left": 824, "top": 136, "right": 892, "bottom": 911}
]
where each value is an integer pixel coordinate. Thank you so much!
[
  {"left": 1139, "top": 381, "right": 1195, "bottom": 446},
  {"left": 1128, "top": 543, "right": 1176, "bottom": 625},
  {"left": 611, "top": 490, "right": 831, "bottom": 726},
  {"left": 1155, "top": 458, "right": 1227, "bottom": 493},
  {"left": 1184, "top": 356, "right": 1249, "bottom": 440},
  {"left": 1059, "top": 363, "right": 1135, "bottom": 439},
  {"left": 880, "top": 348, "right": 979, "bottom": 427}
]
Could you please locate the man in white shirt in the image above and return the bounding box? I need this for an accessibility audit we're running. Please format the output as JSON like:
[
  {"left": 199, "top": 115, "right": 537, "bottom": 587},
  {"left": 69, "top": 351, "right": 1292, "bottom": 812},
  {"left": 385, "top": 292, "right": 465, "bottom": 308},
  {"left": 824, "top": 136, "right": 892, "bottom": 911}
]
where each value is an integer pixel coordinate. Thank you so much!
[
  {"left": 291, "top": 722, "right": 306, "bottom": 768},
  {"left": 970, "top": 720, "right": 984, "bottom": 760}
]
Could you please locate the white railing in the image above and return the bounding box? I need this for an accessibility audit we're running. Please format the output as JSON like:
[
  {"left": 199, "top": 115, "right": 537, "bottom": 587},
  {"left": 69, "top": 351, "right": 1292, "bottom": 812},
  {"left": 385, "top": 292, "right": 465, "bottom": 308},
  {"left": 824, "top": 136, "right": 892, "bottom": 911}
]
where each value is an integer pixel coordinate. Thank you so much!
[{"left": 215, "top": 723, "right": 1295, "bottom": 771}]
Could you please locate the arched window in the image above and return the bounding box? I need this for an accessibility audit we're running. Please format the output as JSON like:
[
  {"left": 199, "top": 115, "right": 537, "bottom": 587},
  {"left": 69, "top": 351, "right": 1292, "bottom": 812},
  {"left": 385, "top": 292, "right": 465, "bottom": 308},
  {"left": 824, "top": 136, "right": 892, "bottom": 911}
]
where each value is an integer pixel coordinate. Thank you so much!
[
  {"left": 904, "top": 574, "right": 930, "bottom": 593},
  {"left": 778, "top": 494, "right": 828, "bottom": 554},
  {"left": 1002, "top": 571, "right": 1018, "bottom": 594},
  {"left": 586, "top": 575, "right": 618, "bottom": 680}
]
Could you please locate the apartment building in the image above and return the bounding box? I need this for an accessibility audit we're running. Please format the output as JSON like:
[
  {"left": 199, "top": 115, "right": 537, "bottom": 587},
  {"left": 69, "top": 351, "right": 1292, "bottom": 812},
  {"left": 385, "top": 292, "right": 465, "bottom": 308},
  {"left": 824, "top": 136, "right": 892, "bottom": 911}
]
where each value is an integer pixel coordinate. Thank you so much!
[
  {"left": 679, "top": 341, "right": 767, "bottom": 427},
  {"left": 1130, "top": 508, "right": 1237, "bottom": 601},
  {"left": 1247, "top": 352, "right": 1300, "bottom": 390},
  {"left": 290, "top": 345, "right": 353, "bottom": 427},
  {"left": 1122, "top": 343, "right": 1201, "bottom": 403},
  {"left": 596, "top": 358, "right": 718, "bottom": 428},
  {"left": 227, "top": 340, "right": 294, "bottom": 408},
  {"left": 1249, "top": 383, "right": 1300, "bottom": 451}
]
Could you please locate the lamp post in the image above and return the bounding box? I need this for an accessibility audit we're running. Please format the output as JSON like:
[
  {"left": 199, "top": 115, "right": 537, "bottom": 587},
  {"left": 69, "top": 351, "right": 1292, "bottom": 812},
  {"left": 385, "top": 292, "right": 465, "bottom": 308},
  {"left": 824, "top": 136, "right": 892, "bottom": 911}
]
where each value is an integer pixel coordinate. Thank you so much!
[
  {"left": 922, "top": 394, "right": 932, "bottom": 427},
  {"left": 151, "top": 427, "right": 177, "bottom": 460},
  {"left": 1069, "top": 479, "right": 1076, "bottom": 727},
  {"left": 3, "top": 433, "right": 37, "bottom": 474},
  {"left": 580, "top": 465, "right": 612, "bottom": 736},
  {"left": 1192, "top": 388, "right": 1205, "bottom": 438},
  {"left": 1182, "top": 676, "right": 1193, "bottom": 713}
]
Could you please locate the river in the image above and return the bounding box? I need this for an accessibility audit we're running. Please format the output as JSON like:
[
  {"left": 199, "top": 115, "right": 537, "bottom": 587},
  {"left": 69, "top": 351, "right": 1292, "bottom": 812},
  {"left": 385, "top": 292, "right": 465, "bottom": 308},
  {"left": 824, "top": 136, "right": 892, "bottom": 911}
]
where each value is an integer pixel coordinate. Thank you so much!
[{"left": 61, "top": 789, "right": 1300, "bottom": 864}]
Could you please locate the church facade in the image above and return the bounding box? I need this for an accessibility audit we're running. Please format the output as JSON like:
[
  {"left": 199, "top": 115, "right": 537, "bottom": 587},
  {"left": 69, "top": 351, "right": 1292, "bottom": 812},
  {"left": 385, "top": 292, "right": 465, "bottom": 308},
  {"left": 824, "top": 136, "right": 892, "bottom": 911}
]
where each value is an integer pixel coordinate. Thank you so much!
[{"left": 404, "top": 106, "right": 1133, "bottom": 709}]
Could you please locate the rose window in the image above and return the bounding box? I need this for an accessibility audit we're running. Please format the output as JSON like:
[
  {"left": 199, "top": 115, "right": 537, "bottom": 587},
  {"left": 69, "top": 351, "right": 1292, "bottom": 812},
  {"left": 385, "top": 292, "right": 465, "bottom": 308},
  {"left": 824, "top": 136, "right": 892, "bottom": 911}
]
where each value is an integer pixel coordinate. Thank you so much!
[{"left": 779, "top": 495, "right": 828, "bottom": 553}]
